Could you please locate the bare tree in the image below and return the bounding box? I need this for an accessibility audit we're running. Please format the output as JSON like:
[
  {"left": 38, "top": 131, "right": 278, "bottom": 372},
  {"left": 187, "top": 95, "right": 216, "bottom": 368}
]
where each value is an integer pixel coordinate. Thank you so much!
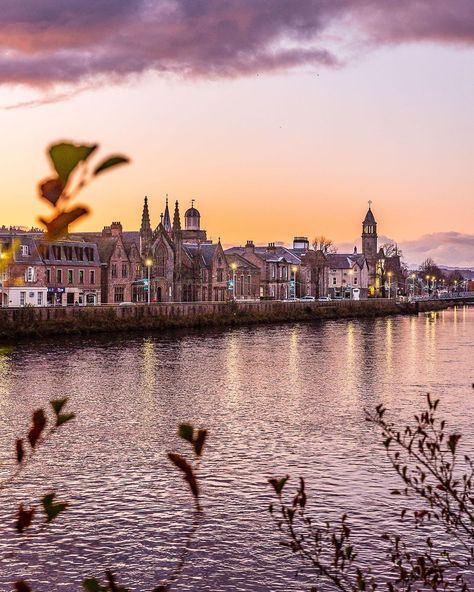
[{"left": 313, "top": 236, "right": 337, "bottom": 254}]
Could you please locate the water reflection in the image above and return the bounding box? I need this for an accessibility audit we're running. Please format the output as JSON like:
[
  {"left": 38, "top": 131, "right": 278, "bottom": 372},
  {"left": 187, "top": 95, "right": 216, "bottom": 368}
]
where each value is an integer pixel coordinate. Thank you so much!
[{"left": 0, "top": 307, "right": 473, "bottom": 591}]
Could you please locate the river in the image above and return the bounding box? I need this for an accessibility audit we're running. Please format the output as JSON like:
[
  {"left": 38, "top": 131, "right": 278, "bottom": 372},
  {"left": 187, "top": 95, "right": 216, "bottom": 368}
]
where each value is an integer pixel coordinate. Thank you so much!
[{"left": 0, "top": 306, "right": 473, "bottom": 591}]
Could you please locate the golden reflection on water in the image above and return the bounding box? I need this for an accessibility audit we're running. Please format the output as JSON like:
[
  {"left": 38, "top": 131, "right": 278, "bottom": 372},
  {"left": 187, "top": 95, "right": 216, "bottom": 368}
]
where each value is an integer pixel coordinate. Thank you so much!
[
  {"left": 141, "top": 337, "right": 156, "bottom": 393},
  {"left": 0, "top": 347, "right": 13, "bottom": 416},
  {"left": 288, "top": 325, "right": 301, "bottom": 393},
  {"left": 225, "top": 331, "right": 240, "bottom": 404},
  {"left": 385, "top": 318, "right": 393, "bottom": 372}
]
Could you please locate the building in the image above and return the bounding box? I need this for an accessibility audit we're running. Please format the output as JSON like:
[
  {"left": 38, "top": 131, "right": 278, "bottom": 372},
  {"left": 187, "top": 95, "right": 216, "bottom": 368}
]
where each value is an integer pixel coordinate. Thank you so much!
[
  {"left": 327, "top": 250, "right": 369, "bottom": 299},
  {"left": 225, "top": 252, "right": 261, "bottom": 300},
  {"left": 140, "top": 197, "right": 231, "bottom": 302},
  {"left": 225, "top": 241, "right": 300, "bottom": 299},
  {"left": 0, "top": 229, "right": 102, "bottom": 306}
]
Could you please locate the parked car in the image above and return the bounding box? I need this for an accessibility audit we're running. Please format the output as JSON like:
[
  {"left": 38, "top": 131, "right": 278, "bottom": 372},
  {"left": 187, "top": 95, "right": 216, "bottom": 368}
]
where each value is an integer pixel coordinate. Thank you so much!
[
  {"left": 118, "top": 301, "right": 136, "bottom": 306},
  {"left": 318, "top": 296, "right": 332, "bottom": 301},
  {"left": 300, "top": 295, "right": 316, "bottom": 301}
]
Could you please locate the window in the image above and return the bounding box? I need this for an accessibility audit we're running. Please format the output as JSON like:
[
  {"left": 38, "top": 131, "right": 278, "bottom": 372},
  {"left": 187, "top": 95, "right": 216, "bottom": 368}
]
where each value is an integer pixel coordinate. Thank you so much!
[
  {"left": 20, "top": 291, "right": 26, "bottom": 306},
  {"left": 282, "top": 267, "right": 288, "bottom": 280},
  {"left": 271, "top": 265, "right": 276, "bottom": 279},
  {"left": 247, "top": 275, "right": 251, "bottom": 296},
  {"left": 354, "top": 277, "right": 358, "bottom": 285},
  {"left": 52, "top": 245, "right": 61, "bottom": 260},
  {"left": 156, "top": 245, "right": 167, "bottom": 277},
  {"left": 20, "top": 245, "right": 29, "bottom": 256},
  {"left": 46, "top": 269, "right": 51, "bottom": 283},
  {"left": 89, "top": 270, "right": 95, "bottom": 284},
  {"left": 85, "top": 247, "right": 94, "bottom": 261},
  {"left": 68, "top": 269, "right": 73, "bottom": 284},
  {"left": 217, "top": 269, "right": 223, "bottom": 282},
  {"left": 79, "top": 270, "right": 84, "bottom": 284},
  {"left": 75, "top": 247, "right": 84, "bottom": 261},
  {"left": 332, "top": 277, "right": 337, "bottom": 285},
  {"left": 114, "top": 286, "right": 124, "bottom": 303},
  {"left": 111, "top": 264, "right": 117, "bottom": 278},
  {"left": 57, "top": 269, "right": 62, "bottom": 283},
  {"left": 25, "top": 267, "right": 35, "bottom": 282},
  {"left": 240, "top": 275, "right": 244, "bottom": 296},
  {"left": 64, "top": 246, "right": 73, "bottom": 260},
  {"left": 122, "top": 263, "right": 128, "bottom": 278},
  {"left": 38, "top": 292, "right": 43, "bottom": 306}
]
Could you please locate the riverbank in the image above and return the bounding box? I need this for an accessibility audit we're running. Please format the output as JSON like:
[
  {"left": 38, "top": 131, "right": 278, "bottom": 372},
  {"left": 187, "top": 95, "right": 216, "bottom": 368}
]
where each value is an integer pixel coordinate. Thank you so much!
[{"left": 0, "top": 299, "right": 453, "bottom": 339}]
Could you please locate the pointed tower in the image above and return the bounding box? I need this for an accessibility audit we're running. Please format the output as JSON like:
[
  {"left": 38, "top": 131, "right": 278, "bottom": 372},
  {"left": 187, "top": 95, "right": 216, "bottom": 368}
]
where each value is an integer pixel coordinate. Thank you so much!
[
  {"left": 172, "top": 200, "right": 182, "bottom": 302},
  {"left": 163, "top": 195, "right": 172, "bottom": 233},
  {"left": 140, "top": 195, "right": 152, "bottom": 256},
  {"left": 361, "top": 201, "right": 378, "bottom": 289}
]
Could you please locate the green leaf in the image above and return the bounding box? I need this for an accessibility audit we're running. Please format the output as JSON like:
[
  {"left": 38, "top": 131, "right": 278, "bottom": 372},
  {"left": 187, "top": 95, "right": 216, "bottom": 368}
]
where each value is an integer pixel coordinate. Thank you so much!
[
  {"left": 56, "top": 412, "right": 75, "bottom": 427},
  {"left": 179, "top": 423, "right": 194, "bottom": 443},
  {"left": 42, "top": 493, "right": 68, "bottom": 523},
  {"left": 49, "top": 142, "right": 98, "bottom": 185},
  {"left": 93, "top": 155, "right": 129, "bottom": 176},
  {"left": 82, "top": 579, "right": 107, "bottom": 592},
  {"left": 50, "top": 398, "right": 68, "bottom": 416}
]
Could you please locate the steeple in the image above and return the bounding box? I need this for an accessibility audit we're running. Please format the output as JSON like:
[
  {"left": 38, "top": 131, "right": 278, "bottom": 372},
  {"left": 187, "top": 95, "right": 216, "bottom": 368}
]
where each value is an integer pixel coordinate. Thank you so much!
[
  {"left": 163, "top": 194, "right": 172, "bottom": 232},
  {"left": 140, "top": 195, "right": 151, "bottom": 235},
  {"left": 173, "top": 200, "right": 181, "bottom": 233}
]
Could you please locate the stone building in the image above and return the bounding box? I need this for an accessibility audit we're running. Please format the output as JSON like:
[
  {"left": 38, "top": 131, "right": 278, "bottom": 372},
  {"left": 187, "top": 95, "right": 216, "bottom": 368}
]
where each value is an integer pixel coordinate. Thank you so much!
[
  {"left": 326, "top": 251, "right": 369, "bottom": 299},
  {"left": 140, "top": 197, "right": 231, "bottom": 302},
  {"left": 225, "top": 241, "right": 300, "bottom": 299},
  {"left": 225, "top": 252, "right": 261, "bottom": 300},
  {"left": 360, "top": 203, "right": 404, "bottom": 297},
  {"left": 0, "top": 229, "right": 101, "bottom": 306}
]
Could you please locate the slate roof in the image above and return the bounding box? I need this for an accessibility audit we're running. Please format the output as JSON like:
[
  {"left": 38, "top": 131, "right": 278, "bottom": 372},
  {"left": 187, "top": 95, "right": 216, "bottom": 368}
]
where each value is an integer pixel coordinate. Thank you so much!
[
  {"left": 225, "top": 245, "right": 300, "bottom": 264},
  {"left": 225, "top": 252, "right": 259, "bottom": 270},
  {"left": 326, "top": 253, "right": 367, "bottom": 270}
]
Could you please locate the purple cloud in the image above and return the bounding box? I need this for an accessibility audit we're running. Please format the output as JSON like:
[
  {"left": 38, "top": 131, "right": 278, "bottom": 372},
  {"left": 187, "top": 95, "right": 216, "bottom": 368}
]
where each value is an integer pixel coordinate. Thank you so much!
[{"left": 0, "top": 0, "right": 473, "bottom": 88}]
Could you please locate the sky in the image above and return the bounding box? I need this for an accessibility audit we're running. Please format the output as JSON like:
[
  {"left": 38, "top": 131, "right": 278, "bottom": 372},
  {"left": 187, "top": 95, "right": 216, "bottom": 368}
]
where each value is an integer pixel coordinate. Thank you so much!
[{"left": 0, "top": 0, "right": 473, "bottom": 266}]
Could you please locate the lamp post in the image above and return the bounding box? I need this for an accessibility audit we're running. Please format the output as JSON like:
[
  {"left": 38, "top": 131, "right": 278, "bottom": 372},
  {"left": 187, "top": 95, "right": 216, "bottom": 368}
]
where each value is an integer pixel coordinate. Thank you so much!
[
  {"left": 411, "top": 273, "right": 416, "bottom": 297},
  {"left": 432, "top": 276, "right": 436, "bottom": 297},
  {"left": 145, "top": 258, "right": 152, "bottom": 304},
  {"left": 291, "top": 265, "right": 298, "bottom": 300},
  {"left": 387, "top": 271, "right": 393, "bottom": 299},
  {"left": 230, "top": 262, "right": 237, "bottom": 300},
  {"left": 348, "top": 268, "right": 353, "bottom": 299}
]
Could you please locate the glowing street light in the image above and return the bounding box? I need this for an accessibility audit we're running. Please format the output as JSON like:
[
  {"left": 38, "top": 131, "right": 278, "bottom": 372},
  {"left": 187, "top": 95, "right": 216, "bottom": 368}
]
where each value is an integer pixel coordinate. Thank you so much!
[
  {"left": 387, "top": 271, "right": 393, "bottom": 299},
  {"left": 291, "top": 265, "right": 298, "bottom": 299},
  {"left": 230, "top": 262, "right": 237, "bottom": 299},
  {"left": 145, "top": 258, "right": 153, "bottom": 304}
]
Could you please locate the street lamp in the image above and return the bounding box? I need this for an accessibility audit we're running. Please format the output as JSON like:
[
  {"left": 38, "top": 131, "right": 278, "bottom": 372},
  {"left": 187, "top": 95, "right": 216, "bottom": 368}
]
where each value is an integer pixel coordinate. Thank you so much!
[
  {"left": 411, "top": 273, "right": 416, "bottom": 297},
  {"left": 348, "top": 268, "right": 354, "bottom": 299},
  {"left": 230, "top": 262, "right": 237, "bottom": 299},
  {"left": 291, "top": 265, "right": 298, "bottom": 299},
  {"left": 387, "top": 271, "right": 393, "bottom": 299},
  {"left": 145, "top": 258, "right": 152, "bottom": 304}
]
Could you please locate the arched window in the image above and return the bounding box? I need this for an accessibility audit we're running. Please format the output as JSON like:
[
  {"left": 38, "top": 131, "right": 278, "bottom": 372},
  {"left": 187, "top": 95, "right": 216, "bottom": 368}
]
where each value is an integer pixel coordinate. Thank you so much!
[{"left": 156, "top": 244, "right": 167, "bottom": 277}]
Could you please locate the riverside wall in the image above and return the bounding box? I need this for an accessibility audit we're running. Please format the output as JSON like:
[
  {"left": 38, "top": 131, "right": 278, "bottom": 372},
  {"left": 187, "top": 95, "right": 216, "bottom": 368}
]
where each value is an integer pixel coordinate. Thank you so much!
[{"left": 0, "top": 299, "right": 452, "bottom": 340}]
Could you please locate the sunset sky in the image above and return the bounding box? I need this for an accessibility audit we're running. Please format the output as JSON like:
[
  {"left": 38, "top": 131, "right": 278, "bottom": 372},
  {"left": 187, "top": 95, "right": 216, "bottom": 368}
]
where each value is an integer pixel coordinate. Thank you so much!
[{"left": 0, "top": 1, "right": 473, "bottom": 265}]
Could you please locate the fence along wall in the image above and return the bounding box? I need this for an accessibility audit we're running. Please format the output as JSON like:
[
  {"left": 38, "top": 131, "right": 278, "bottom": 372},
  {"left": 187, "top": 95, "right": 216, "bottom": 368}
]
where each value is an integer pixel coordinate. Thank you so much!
[{"left": 0, "top": 299, "right": 449, "bottom": 339}]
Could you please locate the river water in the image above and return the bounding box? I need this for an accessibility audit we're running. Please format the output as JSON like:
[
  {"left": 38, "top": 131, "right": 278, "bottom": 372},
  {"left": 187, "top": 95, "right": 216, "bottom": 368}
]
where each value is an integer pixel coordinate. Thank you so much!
[{"left": 0, "top": 306, "right": 473, "bottom": 591}]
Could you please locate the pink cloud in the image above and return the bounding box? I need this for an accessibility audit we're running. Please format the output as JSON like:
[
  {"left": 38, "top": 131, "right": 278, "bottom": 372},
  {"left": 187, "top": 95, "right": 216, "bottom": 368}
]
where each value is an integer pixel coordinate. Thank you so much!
[{"left": 0, "top": 0, "right": 473, "bottom": 88}]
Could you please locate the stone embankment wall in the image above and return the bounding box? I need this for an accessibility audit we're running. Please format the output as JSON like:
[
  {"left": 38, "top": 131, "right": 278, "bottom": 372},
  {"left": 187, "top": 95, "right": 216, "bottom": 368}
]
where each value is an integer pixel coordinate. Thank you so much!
[{"left": 0, "top": 299, "right": 451, "bottom": 339}]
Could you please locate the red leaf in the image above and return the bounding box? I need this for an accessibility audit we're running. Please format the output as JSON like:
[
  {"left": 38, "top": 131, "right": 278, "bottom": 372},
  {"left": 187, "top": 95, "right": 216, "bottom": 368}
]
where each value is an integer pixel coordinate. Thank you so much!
[
  {"left": 16, "top": 438, "right": 24, "bottom": 463},
  {"left": 16, "top": 504, "right": 35, "bottom": 533},
  {"left": 38, "top": 177, "right": 64, "bottom": 206},
  {"left": 167, "top": 452, "right": 199, "bottom": 498},
  {"left": 28, "top": 409, "right": 46, "bottom": 448}
]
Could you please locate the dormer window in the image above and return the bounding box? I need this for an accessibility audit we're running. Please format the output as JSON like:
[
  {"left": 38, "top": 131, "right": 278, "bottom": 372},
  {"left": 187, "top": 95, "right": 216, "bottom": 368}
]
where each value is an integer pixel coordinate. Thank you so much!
[{"left": 20, "top": 245, "right": 29, "bottom": 256}]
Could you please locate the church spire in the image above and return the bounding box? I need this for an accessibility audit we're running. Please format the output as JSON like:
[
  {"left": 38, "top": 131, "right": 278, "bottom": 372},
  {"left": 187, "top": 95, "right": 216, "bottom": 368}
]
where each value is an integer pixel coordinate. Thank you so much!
[
  {"left": 173, "top": 200, "right": 181, "bottom": 233},
  {"left": 163, "top": 194, "right": 172, "bottom": 232},
  {"left": 140, "top": 195, "right": 151, "bottom": 235}
]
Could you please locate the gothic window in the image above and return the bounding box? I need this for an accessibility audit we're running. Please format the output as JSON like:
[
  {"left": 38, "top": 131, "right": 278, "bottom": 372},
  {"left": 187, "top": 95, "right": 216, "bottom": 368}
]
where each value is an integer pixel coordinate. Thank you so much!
[{"left": 156, "top": 245, "right": 167, "bottom": 277}]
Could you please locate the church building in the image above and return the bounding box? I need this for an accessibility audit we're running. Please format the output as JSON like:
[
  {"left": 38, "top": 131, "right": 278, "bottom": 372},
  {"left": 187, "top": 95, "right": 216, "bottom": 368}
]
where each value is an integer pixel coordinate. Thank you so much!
[{"left": 139, "top": 196, "right": 230, "bottom": 302}]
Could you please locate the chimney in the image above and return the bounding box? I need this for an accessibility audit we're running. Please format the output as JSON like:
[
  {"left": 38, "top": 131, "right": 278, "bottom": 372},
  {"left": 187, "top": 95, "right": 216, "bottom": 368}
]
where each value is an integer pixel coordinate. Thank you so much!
[
  {"left": 267, "top": 242, "right": 276, "bottom": 253},
  {"left": 102, "top": 225, "right": 112, "bottom": 237},
  {"left": 353, "top": 246, "right": 357, "bottom": 254},
  {"left": 245, "top": 240, "right": 255, "bottom": 253},
  {"left": 110, "top": 221, "right": 123, "bottom": 237}
]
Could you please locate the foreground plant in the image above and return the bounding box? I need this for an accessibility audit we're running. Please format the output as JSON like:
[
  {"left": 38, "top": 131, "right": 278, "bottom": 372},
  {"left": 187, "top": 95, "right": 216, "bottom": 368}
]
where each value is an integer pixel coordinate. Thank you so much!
[
  {"left": 82, "top": 423, "right": 207, "bottom": 592},
  {"left": 269, "top": 393, "right": 473, "bottom": 591},
  {"left": 38, "top": 141, "right": 129, "bottom": 239},
  {"left": 0, "top": 399, "right": 75, "bottom": 592}
]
